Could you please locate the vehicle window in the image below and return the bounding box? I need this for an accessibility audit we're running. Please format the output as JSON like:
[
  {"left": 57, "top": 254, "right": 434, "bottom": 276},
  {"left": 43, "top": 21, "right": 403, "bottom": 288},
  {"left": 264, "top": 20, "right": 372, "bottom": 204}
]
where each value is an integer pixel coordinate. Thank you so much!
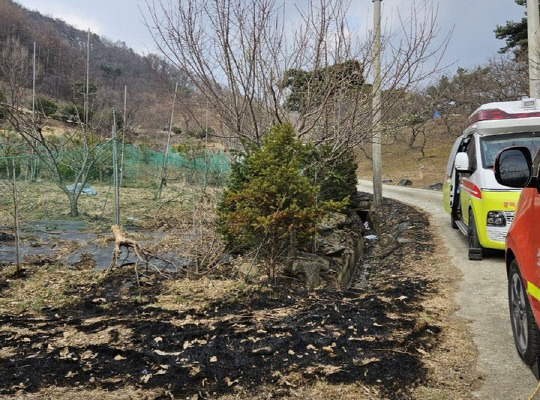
[
  {"left": 480, "top": 132, "right": 540, "bottom": 169},
  {"left": 532, "top": 147, "right": 540, "bottom": 180},
  {"left": 446, "top": 139, "right": 462, "bottom": 175},
  {"left": 459, "top": 136, "right": 471, "bottom": 153},
  {"left": 466, "top": 136, "right": 477, "bottom": 172}
]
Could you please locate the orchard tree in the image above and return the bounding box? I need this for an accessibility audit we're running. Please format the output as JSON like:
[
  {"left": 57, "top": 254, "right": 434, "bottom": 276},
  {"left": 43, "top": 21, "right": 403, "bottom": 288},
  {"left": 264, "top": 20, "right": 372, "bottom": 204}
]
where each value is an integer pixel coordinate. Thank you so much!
[
  {"left": 145, "top": 0, "right": 447, "bottom": 154},
  {"left": 0, "top": 37, "right": 112, "bottom": 217}
]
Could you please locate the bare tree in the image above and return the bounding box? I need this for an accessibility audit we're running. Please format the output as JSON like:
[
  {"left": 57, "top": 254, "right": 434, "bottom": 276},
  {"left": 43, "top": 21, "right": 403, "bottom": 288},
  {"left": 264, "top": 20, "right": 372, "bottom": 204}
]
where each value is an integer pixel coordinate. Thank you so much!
[
  {"left": 3, "top": 108, "right": 112, "bottom": 216},
  {"left": 0, "top": 37, "right": 33, "bottom": 108},
  {"left": 0, "top": 160, "right": 22, "bottom": 271},
  {"left": 145, "top": 0, "right": 448, "bottom": 155},
  {"left": 0, "top": 133, "right": 25, "bottom": 272},
  {"left": 0, "top": 39, "right": 113, "bottom": 217},
  {"left": 155, "top": 81, "right": 179, "bottom": 200},
  {"left": 420, "top": 54, "right": 528, "bottom": 136}
]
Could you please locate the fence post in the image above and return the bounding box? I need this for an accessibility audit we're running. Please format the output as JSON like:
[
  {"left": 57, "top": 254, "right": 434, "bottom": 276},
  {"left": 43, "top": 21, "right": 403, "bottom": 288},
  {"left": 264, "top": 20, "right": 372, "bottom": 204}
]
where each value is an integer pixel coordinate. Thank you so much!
[
  {"left": 112, "top": 110, "right": 120, "bottom": 225},
  {"left": 155, "top": 81, "right": 179, "bottom": 200}
]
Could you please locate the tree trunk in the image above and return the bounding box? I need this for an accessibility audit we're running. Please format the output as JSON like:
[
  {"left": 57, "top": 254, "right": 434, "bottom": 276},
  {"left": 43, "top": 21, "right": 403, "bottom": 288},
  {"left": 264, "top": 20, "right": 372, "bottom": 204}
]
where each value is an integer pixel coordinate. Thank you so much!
[
  {"left": 268, "top": 243, "right": 276, "bottom": 283},
  {"left": 68, "top": 193, "right": 79, "bottom": 217}
]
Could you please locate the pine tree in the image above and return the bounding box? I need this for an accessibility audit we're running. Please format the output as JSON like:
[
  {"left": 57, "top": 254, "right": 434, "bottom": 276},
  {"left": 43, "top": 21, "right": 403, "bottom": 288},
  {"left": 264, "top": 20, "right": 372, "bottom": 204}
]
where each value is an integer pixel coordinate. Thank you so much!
[
  {"left": 218, "top": 123, "right": 340, "bottom": 281},
  {"left": 495, "top": 0, "right": 534, "bottom": 56}
]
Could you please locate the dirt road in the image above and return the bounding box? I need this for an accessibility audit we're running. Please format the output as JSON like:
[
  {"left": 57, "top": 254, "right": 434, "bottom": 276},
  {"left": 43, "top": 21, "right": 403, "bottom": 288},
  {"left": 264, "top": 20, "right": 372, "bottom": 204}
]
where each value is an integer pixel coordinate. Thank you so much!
[{"left": 357, "top": 180, "right": 538, "bottom": 399}]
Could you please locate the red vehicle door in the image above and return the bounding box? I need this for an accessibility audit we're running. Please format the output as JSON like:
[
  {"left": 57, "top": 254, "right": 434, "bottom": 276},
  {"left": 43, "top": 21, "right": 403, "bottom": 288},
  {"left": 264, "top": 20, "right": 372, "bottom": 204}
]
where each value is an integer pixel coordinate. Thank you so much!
[{"left": 530, "top": 189, "right": 540, "bottom": 321}]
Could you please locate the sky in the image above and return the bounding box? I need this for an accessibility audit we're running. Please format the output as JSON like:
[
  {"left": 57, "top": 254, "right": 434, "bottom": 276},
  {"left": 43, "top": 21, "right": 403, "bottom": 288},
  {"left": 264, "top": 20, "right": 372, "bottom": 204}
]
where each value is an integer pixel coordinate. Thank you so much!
[{"left": 15, "top": 0, "right": 526, "bottom": 73}]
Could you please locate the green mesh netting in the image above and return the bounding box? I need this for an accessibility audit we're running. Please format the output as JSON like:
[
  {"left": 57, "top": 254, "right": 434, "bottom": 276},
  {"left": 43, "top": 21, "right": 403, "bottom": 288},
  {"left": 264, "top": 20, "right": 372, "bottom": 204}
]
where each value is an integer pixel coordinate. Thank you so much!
[{"left": 0, "top": 143, "right": 231, "bottom": 185}]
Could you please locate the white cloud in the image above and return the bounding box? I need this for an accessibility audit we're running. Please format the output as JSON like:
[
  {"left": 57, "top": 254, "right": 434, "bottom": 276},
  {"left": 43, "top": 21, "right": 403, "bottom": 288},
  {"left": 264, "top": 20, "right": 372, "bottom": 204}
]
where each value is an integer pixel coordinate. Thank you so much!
[{"left": 53, "top": 12, "right": 103, "bottom": 33}]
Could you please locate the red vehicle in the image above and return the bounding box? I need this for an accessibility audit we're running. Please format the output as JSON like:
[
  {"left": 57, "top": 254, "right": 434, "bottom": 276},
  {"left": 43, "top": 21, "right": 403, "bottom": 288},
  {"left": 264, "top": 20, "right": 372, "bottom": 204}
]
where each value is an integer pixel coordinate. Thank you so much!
[{"left": 495, "top": 146, "right": 540, "bottom": 365}]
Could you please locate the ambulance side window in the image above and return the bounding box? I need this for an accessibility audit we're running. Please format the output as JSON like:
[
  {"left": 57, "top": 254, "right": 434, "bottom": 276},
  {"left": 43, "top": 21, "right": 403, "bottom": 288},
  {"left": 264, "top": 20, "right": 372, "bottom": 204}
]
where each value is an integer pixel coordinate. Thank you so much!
[
  {"left": 466, "top": 137, "right": 477, "bottom": 172},
  {"left": 446, "top": 139, "right": 461, "bottom": 176},
  {"left": 455, "top": 135, "right": 475, "bottom": 174}
]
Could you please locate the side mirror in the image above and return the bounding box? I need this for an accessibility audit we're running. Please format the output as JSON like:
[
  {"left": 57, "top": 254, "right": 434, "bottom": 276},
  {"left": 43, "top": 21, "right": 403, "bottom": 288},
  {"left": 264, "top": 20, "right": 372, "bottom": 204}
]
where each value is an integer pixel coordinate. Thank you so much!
[
  {"left": 494, "top": 146, "right": 533, "bottom": 188},
  {"left": 455, "top": 152, "right": 470, "bottom": 172}
]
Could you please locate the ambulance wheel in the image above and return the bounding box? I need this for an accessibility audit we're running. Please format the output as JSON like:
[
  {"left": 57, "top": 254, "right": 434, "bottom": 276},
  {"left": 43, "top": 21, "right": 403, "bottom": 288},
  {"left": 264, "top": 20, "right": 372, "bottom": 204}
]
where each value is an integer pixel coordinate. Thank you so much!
[
  {"left": 468, "top": 211, "right": 483, "bottom": 260},
  {"left": 509, "top": 260, "right": 540, "bottom": 366}
]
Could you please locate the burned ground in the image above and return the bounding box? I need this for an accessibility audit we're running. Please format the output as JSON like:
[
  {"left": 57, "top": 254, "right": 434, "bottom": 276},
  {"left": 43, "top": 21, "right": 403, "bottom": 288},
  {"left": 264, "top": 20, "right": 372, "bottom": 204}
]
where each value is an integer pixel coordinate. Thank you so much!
[{"left": 0, "top": 197, "right": 441, "bottom": 399}]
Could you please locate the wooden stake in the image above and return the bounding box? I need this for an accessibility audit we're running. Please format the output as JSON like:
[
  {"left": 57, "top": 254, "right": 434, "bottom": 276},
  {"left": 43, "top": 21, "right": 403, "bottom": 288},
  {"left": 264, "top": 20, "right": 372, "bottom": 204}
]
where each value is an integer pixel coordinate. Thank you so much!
[{"left": 155, "top": 81, "right": 179, "bottom": 200}]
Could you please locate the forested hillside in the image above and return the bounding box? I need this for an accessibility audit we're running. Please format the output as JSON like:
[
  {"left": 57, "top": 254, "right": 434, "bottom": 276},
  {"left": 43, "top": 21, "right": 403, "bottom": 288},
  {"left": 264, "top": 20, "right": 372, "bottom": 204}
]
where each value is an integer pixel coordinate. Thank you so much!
[{"left": 0, "top": 0, "right": 188, "bottom": 129}]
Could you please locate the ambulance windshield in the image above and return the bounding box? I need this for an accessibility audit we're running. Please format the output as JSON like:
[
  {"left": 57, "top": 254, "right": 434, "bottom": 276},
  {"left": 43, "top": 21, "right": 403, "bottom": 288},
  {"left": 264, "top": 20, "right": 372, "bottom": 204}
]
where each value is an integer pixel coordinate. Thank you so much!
[{"left": 480, "top": 132, "right": 540, "bottom": 169}]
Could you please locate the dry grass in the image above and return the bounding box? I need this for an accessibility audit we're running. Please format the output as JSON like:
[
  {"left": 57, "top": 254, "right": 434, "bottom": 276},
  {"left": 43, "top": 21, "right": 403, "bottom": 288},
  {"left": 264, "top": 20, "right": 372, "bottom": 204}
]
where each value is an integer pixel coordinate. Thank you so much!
[
  {"left": 40, "top": 119, "right": 75, "bottom": 137},
  {"left": 410, "top": 224, "right": 480, "bottom": 399},
  {"left": 357, "top": 120, "right": 457, "bottom": 189},
  {"left": 0, "top": 180, "right": 218, "bottom": 230},
  {"left": 153, "top": 276, "right": 254, "bottom": 312},
  {"left": 1, "top": 387, "right": 163, "bottom": 400},
  {"left": 216, "top": 381, "right": 385, "bottom": 400},
  {"left": 0, "top": 264, "right": 102, "bottom": 314}
]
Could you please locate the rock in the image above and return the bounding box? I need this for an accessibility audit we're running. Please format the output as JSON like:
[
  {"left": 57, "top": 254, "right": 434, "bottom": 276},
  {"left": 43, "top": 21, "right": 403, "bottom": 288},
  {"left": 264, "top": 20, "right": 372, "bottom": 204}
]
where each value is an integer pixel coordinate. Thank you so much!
[
  {"left": 66, "top": 183, "right": 97, "bottom": 195},
  {"left": 398, "top": 179, "right": 413, "bottom": 186},
  {"left": 428, "top": 182, "right": 443, "bottom": 191},
  {"left": 318, "top": 212, "right": 348, "bottom": 231},
  {"left": 218, "top": 253, "right": 232, "bottom": 265},
  {"left": 382, "top": 179, "right": 393, "bottom": 184},
  {"left": 238, "top": 262, "right": 260, "bottom": 278},
  {"left": 351, "top": 192, "right": 371, "bottom": 210},
  {"left": 397, "top": 237, "right": 413, "bottom": 244},
  {"left": 289, "top": 252, "right": 330, "bottom": 290},
  {"left": 395, "top": 222, "right": 410, "bottom": 232},
  {"left": 350, "top": 192, "right": 372, "bottom": 210},
  {"left": 317, "top": 232, "right": 347, "bottom": 255},
  {"left": 347, "top": 212, "right": 365, "bottom": 232}
]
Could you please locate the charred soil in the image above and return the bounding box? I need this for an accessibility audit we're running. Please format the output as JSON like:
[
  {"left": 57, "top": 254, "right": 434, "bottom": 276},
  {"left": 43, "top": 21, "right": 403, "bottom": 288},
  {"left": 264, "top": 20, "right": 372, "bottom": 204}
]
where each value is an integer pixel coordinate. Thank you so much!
[{"left": 0, "top": 197, "right": 472, "bottom": 399}]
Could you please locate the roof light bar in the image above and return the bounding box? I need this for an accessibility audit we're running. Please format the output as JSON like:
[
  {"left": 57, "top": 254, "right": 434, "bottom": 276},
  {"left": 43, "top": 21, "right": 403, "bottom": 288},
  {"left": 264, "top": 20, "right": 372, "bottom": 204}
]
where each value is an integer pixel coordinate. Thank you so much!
[{"left": 469, "top": 109, "right": 540, "bottom": 125}]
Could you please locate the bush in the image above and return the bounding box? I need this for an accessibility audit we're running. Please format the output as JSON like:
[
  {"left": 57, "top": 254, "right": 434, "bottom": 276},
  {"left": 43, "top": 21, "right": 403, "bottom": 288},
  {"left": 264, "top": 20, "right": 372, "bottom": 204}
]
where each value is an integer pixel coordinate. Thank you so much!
[
  {"left": 60, "top": 104, "right": 83, "bottom": 122},
  {"left": 303, "top": 145, "right": 358, "bottom": 204},
  {"left": 186, "top": 127, "right": 214, "bottom": 139},
  {"left": 33, "top": 97, "right": 58, "bottom": 117},
  {"left": 217, "top": 123, "right": 344, "bottom": 280},
  {"left": 60, "top": 104, "right": 92, "bottom": 123}
]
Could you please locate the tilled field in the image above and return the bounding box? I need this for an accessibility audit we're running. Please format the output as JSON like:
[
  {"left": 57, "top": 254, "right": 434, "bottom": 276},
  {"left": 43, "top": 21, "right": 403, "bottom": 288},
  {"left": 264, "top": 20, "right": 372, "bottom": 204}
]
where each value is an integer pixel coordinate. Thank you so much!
[{"left": 0, "top": 197, "right": 443, "bottom": 399}]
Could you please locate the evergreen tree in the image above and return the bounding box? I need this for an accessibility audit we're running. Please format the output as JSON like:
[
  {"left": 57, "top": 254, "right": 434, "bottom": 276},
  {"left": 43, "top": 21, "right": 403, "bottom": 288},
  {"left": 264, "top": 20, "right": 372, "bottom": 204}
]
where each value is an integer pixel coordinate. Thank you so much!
[
  {"left": 217, "top": 123, "right": 346, "bottom": 281},
  {"left": 495, "top": 0, "right": 536, "bottom": 56}
]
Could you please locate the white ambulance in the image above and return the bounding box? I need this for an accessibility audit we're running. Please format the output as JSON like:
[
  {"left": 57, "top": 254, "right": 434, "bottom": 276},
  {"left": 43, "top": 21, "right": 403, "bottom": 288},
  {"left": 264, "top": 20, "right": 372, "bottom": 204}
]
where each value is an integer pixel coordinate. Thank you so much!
[{"left": 443, "top": 98, "right": 540, "bottom": 260}]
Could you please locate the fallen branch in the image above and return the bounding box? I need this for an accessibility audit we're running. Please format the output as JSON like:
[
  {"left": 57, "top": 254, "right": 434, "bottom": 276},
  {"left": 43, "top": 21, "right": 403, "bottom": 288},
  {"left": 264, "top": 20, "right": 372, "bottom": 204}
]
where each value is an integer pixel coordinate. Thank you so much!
[{"left": 107, "top": 225, "right": 178, "bottom": 279}]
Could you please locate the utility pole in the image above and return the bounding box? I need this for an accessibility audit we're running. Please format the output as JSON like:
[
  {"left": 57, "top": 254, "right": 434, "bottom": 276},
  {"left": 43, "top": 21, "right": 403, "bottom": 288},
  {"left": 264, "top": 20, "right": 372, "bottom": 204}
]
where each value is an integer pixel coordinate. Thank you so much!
[
  {"left": 528, "top": 0, "right": 540, "bottom": 98},
  {"left": 155, "top": 81, "right": 179, "bottom": 200},
  {"left": 85, "top": 30, "right": 90, "bottom": 129},
  {"left": 372, "top": 0, "right": 383, "bottom": 210},
  {"left": 112, "top": 109, "right": 120, "bottom": 225}
]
